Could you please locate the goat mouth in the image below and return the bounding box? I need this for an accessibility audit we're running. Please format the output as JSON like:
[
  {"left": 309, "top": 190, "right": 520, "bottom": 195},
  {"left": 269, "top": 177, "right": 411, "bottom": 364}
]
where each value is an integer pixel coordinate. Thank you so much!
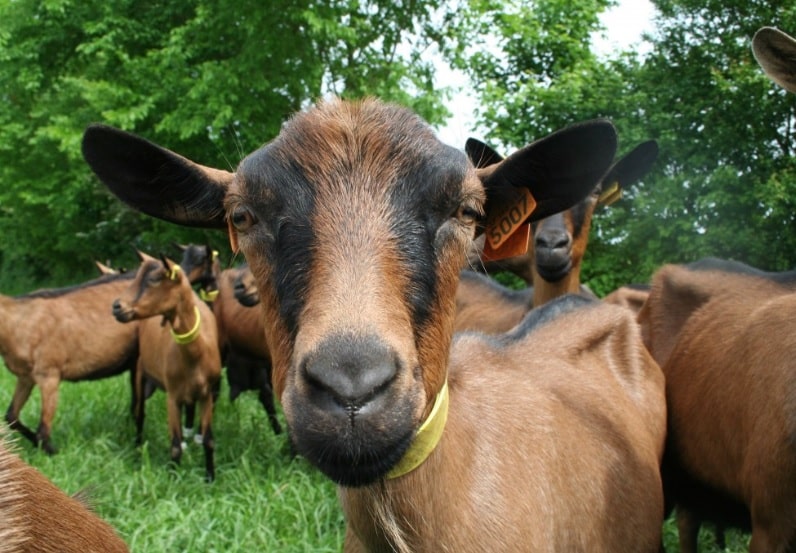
[
  {"left": 536, "top": 259, "right": 572, "bottom": 282},
  {"left": 287, "top": 392, "right": 418, "bottom": 487},
  {"left": 292, "top": 427, "right": 414, "bottom": 487},
  {"left": 112, "top": 308, "right": 136, "bottom": 323},
  {"left": 237, "top": 292, "right": 260, "bottom": 307}
]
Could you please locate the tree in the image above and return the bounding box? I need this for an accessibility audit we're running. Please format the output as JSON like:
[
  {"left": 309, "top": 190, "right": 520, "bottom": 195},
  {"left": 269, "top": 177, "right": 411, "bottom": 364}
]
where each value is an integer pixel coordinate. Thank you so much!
[
  {"left": 0, "top": 0, "right": 453, "bottom": 289},
  {"left": 449, "top": 0, "right": 796, "bottom": 294}
]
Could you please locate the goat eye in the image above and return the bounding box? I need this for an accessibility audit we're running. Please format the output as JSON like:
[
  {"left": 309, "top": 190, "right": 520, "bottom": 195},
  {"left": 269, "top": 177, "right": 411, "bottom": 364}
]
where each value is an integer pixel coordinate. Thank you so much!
[
  {"left": 230, "top": 206, "right": 256, "bottom": 232},
  {"left": 457, "top": 204, "right": 481, "bottom": 226}
]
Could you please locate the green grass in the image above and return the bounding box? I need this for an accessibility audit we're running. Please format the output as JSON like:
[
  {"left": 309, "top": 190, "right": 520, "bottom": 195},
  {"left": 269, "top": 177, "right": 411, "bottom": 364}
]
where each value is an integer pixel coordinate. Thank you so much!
[
  {"left": 0, "top": 360, "right": 344, "bottom": 552},
  {"left": 0, "top": 358, "right": 755, "bottom": 552}
]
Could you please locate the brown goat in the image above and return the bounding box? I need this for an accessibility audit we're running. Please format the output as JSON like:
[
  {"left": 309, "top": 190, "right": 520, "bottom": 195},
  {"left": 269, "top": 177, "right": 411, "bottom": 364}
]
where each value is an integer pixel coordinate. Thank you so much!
[
  {"left": 83, "top": 97, "right": 667, "bottom": 551},
  {"left": 451, "top": 140, "right": 657, "bottom": 334},
  {"left": 212, "top": 264, "right": 282, "bottom": 435},
  {"left": 637, "top": 259, "right": 796, "bottom": 553},
  {"left": 466, "top": 138, "right": 658, "bottom": 298},
  {"left": 0, "top": 429, "right": 129, "bottom": 552},
  {"left": 176, "top": 246, "right": 282, "bottom": 435},
  {"left": 112, "top": 251, "right": 221, "bottom": 481},
  {"left": 0, "top": 273, "right": 138, "bottom": 453}
]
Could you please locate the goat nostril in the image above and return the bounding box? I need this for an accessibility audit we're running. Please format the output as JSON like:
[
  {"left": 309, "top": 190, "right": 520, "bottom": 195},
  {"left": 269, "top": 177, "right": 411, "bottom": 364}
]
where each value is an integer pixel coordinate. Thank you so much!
[
  {"left": 302, "top": 334, "right": 398, "bottom": 409},
  {"left": 536, "top": 231, "right": 571, "bottom": 250}
]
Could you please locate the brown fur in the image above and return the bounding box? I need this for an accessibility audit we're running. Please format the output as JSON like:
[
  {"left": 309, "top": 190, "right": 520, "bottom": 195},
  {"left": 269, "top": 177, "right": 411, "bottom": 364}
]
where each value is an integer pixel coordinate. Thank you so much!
[
  {"left": 113, "top": 252, "right": 221, "bottom": 481},
  {"left": 0, "top": 275, "right": 138, "bottom": 453},
  {"left": 602, "top": 284, "right": 650, "bottom": 315},
  {"left": 0, "top": 430, "right": 128, "bottom": 553},
  {"left": 638, "top": 262, "right": 796, "bottom": 553},
  {"left": 456, "top": 140, "right": 656, "bottom": 333},
  {"left": 82, "top": 97, "right": 666, "bottom": 551},
  {"left": 211, "top": 265, "right": 281, "bottom": 434},
  {"left": 453, "top": 270, "right": 532, "bottom": 333}
]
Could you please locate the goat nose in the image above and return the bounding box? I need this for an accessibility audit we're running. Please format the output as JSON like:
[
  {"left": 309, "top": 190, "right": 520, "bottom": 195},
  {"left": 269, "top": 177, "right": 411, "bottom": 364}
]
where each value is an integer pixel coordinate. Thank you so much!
[
  {"left": 536, "top": 228, "right": 571, "bottom": 250},
  {"left": 302, "top": 334, "right": 398, "bottom": 409},
  {"left": 111, "top": 299, "right": 122, "bottom": 313}
]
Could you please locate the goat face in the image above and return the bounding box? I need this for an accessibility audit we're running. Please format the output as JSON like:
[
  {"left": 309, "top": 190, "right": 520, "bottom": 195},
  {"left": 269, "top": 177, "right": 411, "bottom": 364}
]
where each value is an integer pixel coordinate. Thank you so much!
[
  {"left": 112, "top": 253, "right": 182, "bottom": 323},
  {"left": 83, "top": 97, "right": 617, "bottom": 486},
  {"left": 225, "top": 102, "right": 481, "bottom": 485},
  {"left": 232, "top": 266, "right": 259, "bottom": 307}
]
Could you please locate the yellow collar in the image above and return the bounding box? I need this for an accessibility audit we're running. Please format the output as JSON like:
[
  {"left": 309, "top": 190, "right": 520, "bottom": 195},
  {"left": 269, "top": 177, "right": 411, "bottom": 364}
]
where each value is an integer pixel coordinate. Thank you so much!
[
  {"left": 170, "top": 305, "right": 202, "bottom": 345},
  {"left": 386, "top": 380, "right": 449, "bottom": 479},
  {"left": 199, "top": 288, "right": 219, "bottom": 302}
]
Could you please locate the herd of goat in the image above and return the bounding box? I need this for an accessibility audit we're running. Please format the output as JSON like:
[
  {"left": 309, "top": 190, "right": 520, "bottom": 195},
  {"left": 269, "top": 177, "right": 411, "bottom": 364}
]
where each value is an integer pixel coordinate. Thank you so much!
[{"left": 0, "top": 25, "right": 795, "bottom": 553}]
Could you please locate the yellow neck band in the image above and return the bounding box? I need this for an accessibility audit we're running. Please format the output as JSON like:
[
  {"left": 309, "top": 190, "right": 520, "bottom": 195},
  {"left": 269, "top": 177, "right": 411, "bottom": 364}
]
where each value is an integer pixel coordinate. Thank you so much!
[
  {"left": 386, "top": 380, "right": 449, "bottom": 479},
  {"left": 199, "top": 288, "right": 219, "bottom": 302},
  {"left": 170, "top": 305, "right": 202, "bottom": 345}
]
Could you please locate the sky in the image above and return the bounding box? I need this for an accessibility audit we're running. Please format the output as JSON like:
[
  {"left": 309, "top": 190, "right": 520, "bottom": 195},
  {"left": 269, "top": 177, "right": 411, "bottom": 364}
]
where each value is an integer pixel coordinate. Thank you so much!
[{"left": 435, "top": 0, "right": 656, "bottom": 146}]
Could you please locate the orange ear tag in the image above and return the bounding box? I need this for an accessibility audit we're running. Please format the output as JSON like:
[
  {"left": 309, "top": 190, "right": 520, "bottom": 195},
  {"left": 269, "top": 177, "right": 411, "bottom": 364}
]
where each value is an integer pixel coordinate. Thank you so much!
[
  {"left": 481, "top": 187, "right": 536, "bottom": 261},
  {"left": 227, "top": 219, "right": 240, "bottom": 254},
  {"left": 481, "top": 222, "right": 530, "bottom": 261}
]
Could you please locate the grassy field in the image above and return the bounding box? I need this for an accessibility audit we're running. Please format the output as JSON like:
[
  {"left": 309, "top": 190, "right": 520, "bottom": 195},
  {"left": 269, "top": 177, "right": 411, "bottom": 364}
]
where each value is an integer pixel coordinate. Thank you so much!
[
  {"left": 0, "top": 360, "right": 344, "bottom": 552},
  {"left": 0, "top": 357, "right": 753, "bottom": 552}
]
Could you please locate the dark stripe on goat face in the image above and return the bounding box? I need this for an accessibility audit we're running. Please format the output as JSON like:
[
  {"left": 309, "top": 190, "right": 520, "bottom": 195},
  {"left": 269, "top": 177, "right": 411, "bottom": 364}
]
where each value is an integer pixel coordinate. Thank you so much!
[{"left": 236, "top": 153, "right": 315, "bottom": 342}]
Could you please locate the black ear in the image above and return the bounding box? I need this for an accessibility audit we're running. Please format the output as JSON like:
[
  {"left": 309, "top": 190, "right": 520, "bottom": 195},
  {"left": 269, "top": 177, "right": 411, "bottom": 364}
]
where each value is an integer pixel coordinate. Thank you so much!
[
  {"left": 752, "top": 26, "right": 796, "bottom": 93},
  {"left": 602, "top": 140, "right": 659, "bottom": 190},
  {"left": 82, "top": 124, "right": 232, "bottom": 228},
  {"left": 479, "top": 119, "right": 618, "bottom": 223},
  {"left": 465, "top": 138, "right": 504, "bottom": 168}
]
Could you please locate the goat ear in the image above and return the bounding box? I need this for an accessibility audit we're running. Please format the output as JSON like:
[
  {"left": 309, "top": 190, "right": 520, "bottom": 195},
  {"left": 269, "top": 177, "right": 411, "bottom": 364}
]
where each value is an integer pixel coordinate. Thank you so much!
[
  {"left": 173, "top": 242, "right": 188, "bottom": 252},
  {"left": 82, "top": 124, "right": 232, "bottom": 229},
  {"left": 160, "top": 254, "right": 182, "bottom": 281},
  {"left": 753, "top": 26, "right": 796, "bottom": 93},
  {"left": 598, "top": 140, "right": 659, "bottom": 205},
  {"left": 134, "top": 249, "right": 150, "bottom": 263},
  {"left": 465, "top": 138, "right": 504, "bottom": 168},
  {"left": 479, "top": 119, "right": 617, "bottom": 223}
]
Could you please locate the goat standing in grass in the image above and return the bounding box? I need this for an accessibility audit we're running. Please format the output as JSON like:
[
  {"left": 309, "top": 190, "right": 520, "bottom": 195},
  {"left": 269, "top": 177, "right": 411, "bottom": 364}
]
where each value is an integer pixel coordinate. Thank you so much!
[
  {"left": 0, "top": 273, "right": 138, "bottom": 454},
  {"left": 112, "top": 251, "right": 221, "bottom": 481},
  {"left": 83, "top": 98, "right": 666, "bottom": 551}
]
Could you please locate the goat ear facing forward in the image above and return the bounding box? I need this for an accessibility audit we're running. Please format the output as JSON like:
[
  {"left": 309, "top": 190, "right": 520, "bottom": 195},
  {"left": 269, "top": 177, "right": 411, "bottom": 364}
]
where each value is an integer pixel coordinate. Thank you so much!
[{"left": 82, "top": 117, "right": 617, "bottom": 233}]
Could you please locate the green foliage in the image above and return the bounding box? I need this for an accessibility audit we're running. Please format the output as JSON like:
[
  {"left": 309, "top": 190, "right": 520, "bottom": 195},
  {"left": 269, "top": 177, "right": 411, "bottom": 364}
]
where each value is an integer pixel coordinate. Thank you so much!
[
  {"left": 0, "top": 0, "right": 454, "bottom": 287},
  {"left": 0, "top": 359, "right": 344, "bottom": 551},
  {"left": 449, "top": 0, "right": 796, "bottom": 294}
]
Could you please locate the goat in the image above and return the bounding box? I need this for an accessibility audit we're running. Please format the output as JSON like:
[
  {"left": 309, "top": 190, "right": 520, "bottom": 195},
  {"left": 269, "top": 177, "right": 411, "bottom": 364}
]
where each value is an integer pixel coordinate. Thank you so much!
[
  {"left": 213, "top": 264, "right": 282, "bottom": 435},
  {"left": 637, "top": 259, "right": 796, "bottom": 553},
  {"left": 466, "top": 138, "right": 657, "bottom": 297},
  {"left": 174, "top": 247, "right": 282, "bottom": 436},
  {"left": 112, "top": 251, "right": 221, "bottom": 481},
  {"left": 0, "top": 428, "right": 129, "bottom": 552},
  {"left": 83, "top": 97, "right": 667, "bottom": 551},
  {"left": 450, "top": 139, "right": 658, "bottom": 334},
  {"left": 0, "top": 273, "right": 138, "bottom": 454}
]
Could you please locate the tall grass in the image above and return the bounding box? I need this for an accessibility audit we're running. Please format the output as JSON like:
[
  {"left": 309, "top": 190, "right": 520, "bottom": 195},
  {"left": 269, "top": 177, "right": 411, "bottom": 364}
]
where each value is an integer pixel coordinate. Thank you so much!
[
  {"left": 0, "top": 360, "right": 344, "bottom": 552},
  {"left": 0, "top": 355, "right": 754, "bottom": 552}
]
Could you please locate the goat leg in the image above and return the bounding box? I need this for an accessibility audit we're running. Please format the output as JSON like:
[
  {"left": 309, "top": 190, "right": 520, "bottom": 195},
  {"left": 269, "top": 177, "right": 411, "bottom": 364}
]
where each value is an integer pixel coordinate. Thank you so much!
[
  {"left": 5, "top": 379, "right": 38, "bottom": 446},
  {"left": 36, "top": 373, "right": 60, "bottom": 455},
  {"left": 167, "top": 396, "right": 183, "bottom": 467},
  {"left": 199, "top": 398, "right": 215, "bottom": 482},
  {"left": 133, "top": 362, "right": 146, "bottom": 446}
]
